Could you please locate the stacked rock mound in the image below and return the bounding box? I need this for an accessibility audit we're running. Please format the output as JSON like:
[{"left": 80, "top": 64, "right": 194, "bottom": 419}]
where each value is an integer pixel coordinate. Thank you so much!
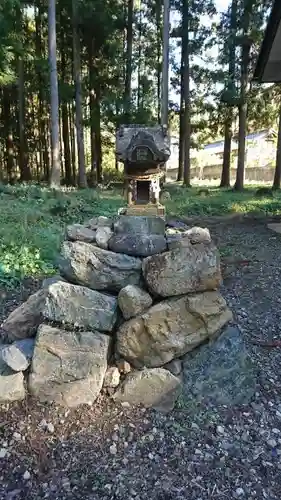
[{"left": 0, "top": 215, "right": 233, "bottom": 411}]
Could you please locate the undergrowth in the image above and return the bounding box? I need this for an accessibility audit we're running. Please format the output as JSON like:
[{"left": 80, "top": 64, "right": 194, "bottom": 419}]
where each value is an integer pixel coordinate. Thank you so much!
[
  {"left": 0, "top": 182, "right": 281, "bottom": 287},
  {"left": 0, "top": 184, "right": 123, "bottom": 287}
]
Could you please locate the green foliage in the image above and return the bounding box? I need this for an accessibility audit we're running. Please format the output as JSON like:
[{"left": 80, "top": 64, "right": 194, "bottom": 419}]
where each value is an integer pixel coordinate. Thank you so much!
[
  {"left": 0, "top": 0, "right": 21, "bottom": 84},
  {"left": 0, "top": 184, "right": 123, "bottom": 286},
  {"left": 164, "top": 183, "right": 281, "bottom": 217}
]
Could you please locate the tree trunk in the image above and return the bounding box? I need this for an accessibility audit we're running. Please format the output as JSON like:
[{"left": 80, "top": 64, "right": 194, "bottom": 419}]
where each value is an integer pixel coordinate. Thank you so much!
[
  {"left": 234, "top": 41, "right": 250, "bottom": 191},
  {"left": 3, "top": 87, "right": 15, "bottom": 184},
  {"left": 234, "top": 0, "right": 253, "bottom": 191},
  {"left": 48, "top": 0, "right": 61, "bottom": 187},
  {"left": 221, "top": 0, "right": 238, "bottom": 188},
  {"left": 60, "top": 20, "right": 72, "bottom": 186},
  {"left": 124, "top": 0, "right": 134, "bottom": 122},
  {"left": 182, "top": 0, "right": 191, "bottom": 187},
  {"left": 161, "top": 0, "right": 169, "bottom": 127},
  {"left": 177, "top": 42, "right": 185, "bottom": 182},
  {"left": 88, "top": 38, "right": 97, "bottom": 185},
  {"left": 72, "top": 0, "right": 87, "bottom": 188},
  {"left": 61, "top": 103, "right": 72, "bottom": 186},
  {"left": 18, "top": 59, "right": 31, "bottom": 181},
  {"left": 69, "top": 102, "right": 77, "bottom": 184},
  {"left": 221, "top": 109, "right": 232, "bottom": 187},
  {"left": 273, "top": 104, "right": 281, "bottom": 190},
  {"left": 137, "top": 3, "right": 142, "bottom": 111},
  {"left": 156, "top": 0, "right": 162, "bottom": 123},
  {"left": 95, "top": 83, "right": 103, "bottom": 184},
  {"left": 36, "top": 4, "right": 49, "bottom": 182}
]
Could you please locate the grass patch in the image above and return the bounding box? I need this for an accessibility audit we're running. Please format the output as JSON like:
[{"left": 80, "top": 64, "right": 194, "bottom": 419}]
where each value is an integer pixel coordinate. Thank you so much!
[
  {"left": 164, "top": 184, "right": 281, "bottom": 217},
  {"left": 0, "top": 184, "right": 123, "bottom": 287},
  {"left": 0, "top": 182, "right": 281, "bottom": 287}
]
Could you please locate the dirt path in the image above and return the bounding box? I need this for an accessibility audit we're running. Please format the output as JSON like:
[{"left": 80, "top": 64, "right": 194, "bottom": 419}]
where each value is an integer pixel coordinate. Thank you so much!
[{"left": 1, "top": 218, "right": 281, "bottom": 500}]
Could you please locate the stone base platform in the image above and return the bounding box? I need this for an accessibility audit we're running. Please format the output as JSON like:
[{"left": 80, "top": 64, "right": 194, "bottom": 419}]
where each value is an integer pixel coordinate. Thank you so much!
[{"left": 122, "top": 204, "right": 165, "bottom": 217}]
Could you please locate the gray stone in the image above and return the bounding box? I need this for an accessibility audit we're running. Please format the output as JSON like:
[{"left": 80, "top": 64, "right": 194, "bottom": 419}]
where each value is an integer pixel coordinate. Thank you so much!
[
  {"left": 166, "top": 233, "right": 191, "bottom": 251},
  {"left": 103, "top": 367, "right": 120, "bottom": 388},
  {"left": 42, "top": 275, "right": 66, "bottom": 288},
  {"left": 166, "top": 218, "right": 189, "bottom": 231},
  {"left": 182, "top": 325, "right": 258, "bottom": 408},
  {"left": 109, "top": 233, "right": 167, "bottom": 257},
  {"left": 118, "top": 285, "right": 153, "bottom": 319},
  {"left": 58, "top": 241, "right": 142, "bottom": 293},
  {"left": 114, "top": 216, "right": 165, "bottom": 236},
  {"left": 29, "top": 324, "right": 110, "bottom": 406},
  {"left": 116, "top": 291, "right": 232, "bottom": 368},
  {"left": 0, "top": 339, "right": 35, "bottom": 372},
  {"left": 142, "top": 242, "right": 221, "bottom": 297},
  {"left": 113, "top": 368, "right": 181, "bottom": 412},
  {"left": 186, "top": 226, "right": 211, "bottom": 245},
  {"left": 2, "top": 289, "right": 47, "bottom": 342},
  {"left": 96, "top": 226, "right": 113, "bottom": 250},
  {"left": 0, "top": 359, "right": 25, "bottom": 402},
  {"left": 164, "top": 359, "right": 182, "bottom": 376},
  {"left": 66, "top": 224, "right": 96, "bottom": 243},
  {"left": 87, "top": 216, "right": 113, "bottom": 230},
  {"left": 43, "top": 281, "right": 117, "bottom": 333}
]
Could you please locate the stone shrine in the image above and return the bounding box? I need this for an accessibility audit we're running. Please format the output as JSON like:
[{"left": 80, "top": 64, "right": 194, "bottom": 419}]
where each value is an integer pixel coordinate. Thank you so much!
[{"left": 116, "top": 124, "right": 170, "bottom": 216}]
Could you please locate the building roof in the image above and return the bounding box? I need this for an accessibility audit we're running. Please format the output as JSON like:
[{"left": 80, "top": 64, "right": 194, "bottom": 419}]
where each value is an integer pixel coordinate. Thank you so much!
[
  {"left": 204, "top": 129, "right": 276, "bottom": 155},
  {"left": 169, "top": 129, "right": 276, "bottom": 157},
  {"left": 253, "top": 0, "right": 281, "bottom": 83}
]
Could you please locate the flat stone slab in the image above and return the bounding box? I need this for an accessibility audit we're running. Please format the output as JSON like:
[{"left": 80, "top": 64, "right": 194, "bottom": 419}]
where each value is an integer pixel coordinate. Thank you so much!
[
  {"left": 44, "top": 281, "right": 117, "bottom": 333},
  {"left": 59, "top": 241, "right": 142, "bottom": 293},
  {"left": 114, "top": 216, "right": 165, "bottom": 236},
  {"left": 109, "top": 233, "right": 167, "bottom": 257},
  {"left": 182, "top": 325, "right": 258, "bottom": 411},
  {"left": 268, "top": 223, "right": 281, "bottom": 234}
]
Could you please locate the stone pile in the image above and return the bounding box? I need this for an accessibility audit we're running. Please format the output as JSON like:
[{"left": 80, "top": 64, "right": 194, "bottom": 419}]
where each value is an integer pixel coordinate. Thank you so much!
[{"left": 0, "top": 215, "right": 235, "bottom": 411}]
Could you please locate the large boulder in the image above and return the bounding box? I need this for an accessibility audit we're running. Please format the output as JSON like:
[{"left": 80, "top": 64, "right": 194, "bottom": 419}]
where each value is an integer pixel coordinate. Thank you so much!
[
  {"left": 142, "top": 243, "right": 221, "bottom": 297},
  {"left": 118, "top": 285, "right": 152, "bottom": 319},
  {"left": 182, "top": 325, "right": 258, "bottom": 408},
  {"left": 108, "top": 233, "right": 167, "bottom": 257},
  {"left": 2, "top": 289, "right": 47, "bottom": 342},
  {"left": 0, "top": 358, "right": 25, "bottom": 402},
  {"left": 58, "top": 241, "right": 142, "bottom": 293},
  {"left": 66, "top": 224, "right": 96, "bottom": 243},
  {"left": 116, "top": 291, "right": 232, "bottom": 368},
  {"left": 0, "top": 339, "right": 35, "bottom": 372},
  {"left": 114, "top": 216, "right": 165, "bottom": 236},
  {"left": 113, "top": 368, "right": 181, "bottom": 412},
  {"left": 44, "top": 281, "right": 117, "bottom": 333},
  {"left": 29, "top": 325, "right": 110, "bottom": 406}
]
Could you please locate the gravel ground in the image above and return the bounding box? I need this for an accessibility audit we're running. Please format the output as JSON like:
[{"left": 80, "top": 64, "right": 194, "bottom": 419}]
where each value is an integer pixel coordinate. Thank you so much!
[{"left": 1, "top": 218, "right": 281, "bottom": 500}]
